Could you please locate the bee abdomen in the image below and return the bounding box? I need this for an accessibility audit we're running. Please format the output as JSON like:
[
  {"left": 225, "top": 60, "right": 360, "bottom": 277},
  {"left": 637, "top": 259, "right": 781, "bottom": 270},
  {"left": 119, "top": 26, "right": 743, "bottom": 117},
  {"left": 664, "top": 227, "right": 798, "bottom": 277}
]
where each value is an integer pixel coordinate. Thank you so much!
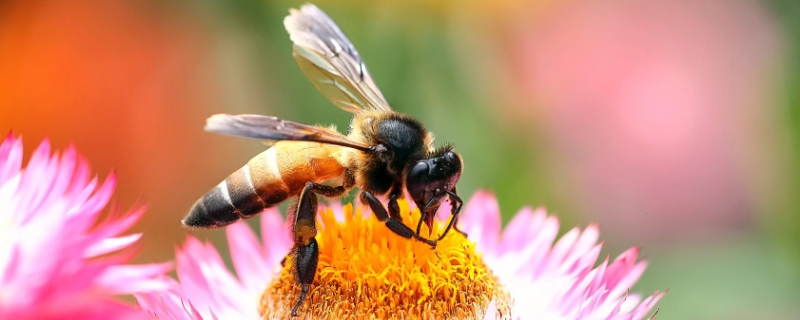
[
  {"left": 182, "top": 182, "right": 243, "bottom": 228},
  {"left": 183, "top": 166, "right": 272, "bottom": 228},
  {"left": 183, "top": 148, "right": 291, "bottom": 228}
]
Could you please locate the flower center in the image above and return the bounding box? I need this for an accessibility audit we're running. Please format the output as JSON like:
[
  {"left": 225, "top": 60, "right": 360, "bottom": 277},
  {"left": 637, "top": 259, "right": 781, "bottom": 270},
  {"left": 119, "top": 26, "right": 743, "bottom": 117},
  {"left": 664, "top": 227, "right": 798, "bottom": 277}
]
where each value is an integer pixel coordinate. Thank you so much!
[{"left": 259, "top": 200, "right": 507, "bottom": 319}]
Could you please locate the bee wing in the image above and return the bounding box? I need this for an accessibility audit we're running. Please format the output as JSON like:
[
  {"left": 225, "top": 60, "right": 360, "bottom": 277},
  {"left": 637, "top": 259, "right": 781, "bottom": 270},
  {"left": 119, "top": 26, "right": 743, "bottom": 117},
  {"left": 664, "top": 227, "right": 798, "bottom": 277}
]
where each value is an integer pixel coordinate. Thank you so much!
[
  {"left": 205, "top": 114, "right": 372, "bottom": 152},
  {"left": 285, "top": 4, "right": 392, "bottom": 114}
]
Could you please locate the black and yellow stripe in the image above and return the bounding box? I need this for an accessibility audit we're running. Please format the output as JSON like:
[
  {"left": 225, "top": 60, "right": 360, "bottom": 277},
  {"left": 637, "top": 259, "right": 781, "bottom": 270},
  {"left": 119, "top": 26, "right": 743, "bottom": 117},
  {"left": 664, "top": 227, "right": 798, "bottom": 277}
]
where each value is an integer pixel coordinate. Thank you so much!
[
  {"left": 183, "top": 142, "right": 348, "bottom": 228},
  {"left": 183, "top": 148, "right": 291, "bottom": 228}
]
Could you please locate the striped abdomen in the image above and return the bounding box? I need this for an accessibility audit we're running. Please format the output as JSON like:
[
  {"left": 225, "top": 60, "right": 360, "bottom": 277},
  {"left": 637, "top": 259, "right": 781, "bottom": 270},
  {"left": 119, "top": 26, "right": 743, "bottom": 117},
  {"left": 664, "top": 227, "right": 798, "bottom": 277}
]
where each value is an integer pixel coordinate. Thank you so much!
[{"left": 182, "top": 142, "right": 347, "bottom": 228}]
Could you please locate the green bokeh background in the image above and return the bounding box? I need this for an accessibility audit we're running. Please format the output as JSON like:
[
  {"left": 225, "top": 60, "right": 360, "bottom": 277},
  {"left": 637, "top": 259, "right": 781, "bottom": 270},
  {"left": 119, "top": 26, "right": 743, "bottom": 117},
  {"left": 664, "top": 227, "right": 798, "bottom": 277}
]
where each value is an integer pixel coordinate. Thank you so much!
[
  {"left": 188, "top": 1, "right": 800, "bottom": 317},
  {"left": 2, "top": 0, "right": 799, "bottom": 318}
]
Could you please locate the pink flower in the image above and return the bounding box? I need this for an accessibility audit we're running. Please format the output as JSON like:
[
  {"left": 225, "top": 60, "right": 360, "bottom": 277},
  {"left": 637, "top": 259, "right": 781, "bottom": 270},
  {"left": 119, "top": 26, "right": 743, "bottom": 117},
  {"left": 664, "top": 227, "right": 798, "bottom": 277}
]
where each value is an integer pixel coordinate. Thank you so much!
[
  {"left": 135, "top": 209, "right": 290, "bottom": 319},
  {"left": 0, "top": 133, "right": 172, "bottom": 320},
  {"left": 138, "top": 192, "right": 663, "bottom": 319},
  {"left": 462, "top": 191, "right": 665, "bottom": 319},
  {"left": 496, "top": 0, "right": 780, "bottom": 242}
]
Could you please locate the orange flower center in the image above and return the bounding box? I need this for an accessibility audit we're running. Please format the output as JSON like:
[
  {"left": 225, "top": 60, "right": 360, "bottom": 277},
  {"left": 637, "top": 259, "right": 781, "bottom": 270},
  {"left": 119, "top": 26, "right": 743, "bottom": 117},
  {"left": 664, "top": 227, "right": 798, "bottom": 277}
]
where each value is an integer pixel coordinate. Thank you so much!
[{"left": 259, "top": 200, "right": 509, "bottom": 319}]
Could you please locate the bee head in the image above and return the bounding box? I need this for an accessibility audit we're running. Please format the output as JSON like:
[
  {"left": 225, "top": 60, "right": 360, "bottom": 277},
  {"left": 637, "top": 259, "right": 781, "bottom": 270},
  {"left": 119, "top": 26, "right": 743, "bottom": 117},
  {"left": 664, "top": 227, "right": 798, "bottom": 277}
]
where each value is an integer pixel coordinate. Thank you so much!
[{"left": 405, "top": 146, "right": 462, "bottom": 231}]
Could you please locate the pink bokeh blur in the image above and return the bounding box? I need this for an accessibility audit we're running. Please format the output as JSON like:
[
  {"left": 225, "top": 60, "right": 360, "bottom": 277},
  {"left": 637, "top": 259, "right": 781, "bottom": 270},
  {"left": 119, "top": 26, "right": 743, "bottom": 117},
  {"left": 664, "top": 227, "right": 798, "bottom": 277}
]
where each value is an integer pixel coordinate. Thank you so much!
[{"left": 494, "top": 0, "right": 782, "bottom": 242}]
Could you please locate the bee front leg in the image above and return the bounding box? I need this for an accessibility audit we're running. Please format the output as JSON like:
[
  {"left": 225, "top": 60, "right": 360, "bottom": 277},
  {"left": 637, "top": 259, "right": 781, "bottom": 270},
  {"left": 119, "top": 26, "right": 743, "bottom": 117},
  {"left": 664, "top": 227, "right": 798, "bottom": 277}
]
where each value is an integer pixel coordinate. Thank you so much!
[
  {"left": 437, "top": 190, "right": 464, "bottom": 241},
  {"left": 362, "top": 191, "right": 437, "bottom": 248},
  {"left": 290, "top": 181, "right": 349, "bottom": 317}
]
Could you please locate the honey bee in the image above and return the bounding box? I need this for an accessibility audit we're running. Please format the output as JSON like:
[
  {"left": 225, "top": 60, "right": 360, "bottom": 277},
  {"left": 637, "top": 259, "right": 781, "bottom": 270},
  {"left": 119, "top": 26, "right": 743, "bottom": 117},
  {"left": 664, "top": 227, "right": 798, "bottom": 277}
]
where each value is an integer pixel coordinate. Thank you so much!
[{"left": 182, "top": 4, "right": 465, "bottom": 316}]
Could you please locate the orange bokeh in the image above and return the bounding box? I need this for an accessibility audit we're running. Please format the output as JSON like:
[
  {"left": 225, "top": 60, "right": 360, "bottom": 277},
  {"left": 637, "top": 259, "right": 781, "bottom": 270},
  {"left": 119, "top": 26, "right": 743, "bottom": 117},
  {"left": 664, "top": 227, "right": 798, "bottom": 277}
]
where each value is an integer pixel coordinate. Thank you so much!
[{"left": 0, "top": 0, "right": 252, "bottom": 263}]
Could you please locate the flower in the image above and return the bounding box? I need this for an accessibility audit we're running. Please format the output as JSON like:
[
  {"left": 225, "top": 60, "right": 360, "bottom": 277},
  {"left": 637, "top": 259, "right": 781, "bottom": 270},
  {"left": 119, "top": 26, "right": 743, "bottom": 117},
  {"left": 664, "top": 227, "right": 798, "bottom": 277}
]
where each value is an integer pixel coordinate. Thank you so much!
[
  {"left": 0, "top": 133, "right": 172, "bottom": 320},
  {"left": 135, "top": 208, "right": 291, "bottom": 320},
  {"left": 138, "top": 192, "right": 663, "bottom": 319},
  {"left": 461, "top": 192, "right": 665, "bottom": 319},
  {"left": 261, "top": 201, "right": 500, "bottom": 319}
]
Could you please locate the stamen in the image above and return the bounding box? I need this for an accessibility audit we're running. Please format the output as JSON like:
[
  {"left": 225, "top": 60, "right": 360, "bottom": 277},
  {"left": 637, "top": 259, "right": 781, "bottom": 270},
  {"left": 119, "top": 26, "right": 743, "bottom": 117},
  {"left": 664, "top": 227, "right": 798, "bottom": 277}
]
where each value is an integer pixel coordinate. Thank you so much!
[{"left": 259, "top": 200, "right": 508, "bottom": 319}]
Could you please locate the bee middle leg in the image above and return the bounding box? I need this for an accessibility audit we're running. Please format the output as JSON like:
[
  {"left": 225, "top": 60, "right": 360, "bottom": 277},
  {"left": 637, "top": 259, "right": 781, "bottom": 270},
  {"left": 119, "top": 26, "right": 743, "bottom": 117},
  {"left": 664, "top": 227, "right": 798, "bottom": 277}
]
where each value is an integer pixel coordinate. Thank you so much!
[
  {"left": 289, "top": 181, "right": 348, "bottom": 317},
  {"left": 362, "top": 191, "right": 437, "bottom": 248},
  {"left": 387, "top": 183, "right": 403, "bottom": 221}
]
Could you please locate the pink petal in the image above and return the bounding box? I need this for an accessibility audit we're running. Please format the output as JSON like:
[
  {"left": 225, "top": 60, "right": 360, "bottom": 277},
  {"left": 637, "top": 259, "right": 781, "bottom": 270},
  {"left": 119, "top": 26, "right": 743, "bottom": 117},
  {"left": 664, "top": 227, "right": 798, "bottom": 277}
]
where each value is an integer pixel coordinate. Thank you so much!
[
  {"left": 226, "top": 221, "right": 270, "bottom": 294},
  {"left": 521, "top": 213, "right": 559, "bottom": 278},
  {"left": 604, "top": 290, "right": 628, "bottom": 320},
  {"left": 90, "top": 207, "right": 147, "bottom": 244},
  {"left": 459, "top": 190, "right": 502, "bottom": 254},
  {"left": 0, "top": 135, "right": 172, "bottom": 319},
  {"left": 559, "top": 225, "right": 601, "bottom": 275},
  {"left": 85, "top": 234, "right": 142, "bottom": 258},
  {"left": 25, "top": 298, "right": 153, "bottom": 320},
  {"left": 39, "top": 145, "right": 78, "bottom": 210},
  {"left": 260, "top": 208, "right": 292, "bottom": 267},
  {"left": 607, "top": 261, "right": 647, "bottom": 301},
  {"left": 604, "top": 247, "right": 640, "bottom": 290},
  {"left": 544, "top": 227, "right": 580, "bottom": 274},
  {"left": 176, "top": 238, "right": 243, "bottom": 311},
  {"left": 73, "top": 173, "right": 116, "bottom": 220},
  {"left": 482, "top": 298, "right": 498, "bottom": 320},
  {"left": 0, "top": 246, "right": 22, "bottom": 285},
  {"left": 630, "top": 291, "right": 666, "bottom": 319},
  {"left": 97, "top": 263, "right": 174, "bottom": 294},
  {"left": 17, "top": 138, "right": 55, "bottom": 222},
  {"left": 0, "top": 132, "right": 22, "bottom": 183},
  {"left": 136, "top": 292, "right": 192, "bottom": 320},
  {"left": 66, "top": 154, "right": 92, "bottom": 198},
  {"left": 498, "top": 206, "right": 538, "bottom": 254}
]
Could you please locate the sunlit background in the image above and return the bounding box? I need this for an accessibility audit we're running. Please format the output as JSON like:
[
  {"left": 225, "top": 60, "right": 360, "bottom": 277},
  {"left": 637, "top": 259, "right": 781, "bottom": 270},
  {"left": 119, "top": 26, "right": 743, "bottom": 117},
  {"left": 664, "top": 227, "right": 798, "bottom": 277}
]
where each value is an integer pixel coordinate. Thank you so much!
[{"left": 2, "top": 0, "right": 799, "bottom": 318}]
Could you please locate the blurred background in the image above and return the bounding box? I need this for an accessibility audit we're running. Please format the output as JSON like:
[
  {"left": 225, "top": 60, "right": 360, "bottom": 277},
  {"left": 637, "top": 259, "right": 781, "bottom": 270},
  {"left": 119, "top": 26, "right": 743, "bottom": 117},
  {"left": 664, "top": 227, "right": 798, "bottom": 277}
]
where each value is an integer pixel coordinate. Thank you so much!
[{"left": 1, "top": 0, "right": 798, "bottom": 318}]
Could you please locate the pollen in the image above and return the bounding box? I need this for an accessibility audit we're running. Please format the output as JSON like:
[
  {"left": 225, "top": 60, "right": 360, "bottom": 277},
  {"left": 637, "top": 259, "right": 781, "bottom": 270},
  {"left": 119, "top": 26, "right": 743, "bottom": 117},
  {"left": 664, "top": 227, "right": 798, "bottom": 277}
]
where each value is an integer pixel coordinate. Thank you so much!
[{"left": 259, "top": 200, "right": 509, "bottom": 319}]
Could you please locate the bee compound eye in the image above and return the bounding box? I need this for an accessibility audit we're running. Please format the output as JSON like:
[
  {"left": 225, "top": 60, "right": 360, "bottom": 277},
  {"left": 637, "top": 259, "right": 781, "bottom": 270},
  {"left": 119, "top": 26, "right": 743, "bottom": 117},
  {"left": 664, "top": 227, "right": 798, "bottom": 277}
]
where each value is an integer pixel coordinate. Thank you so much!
[{"left": 406, "top": 161, "right": 430, "bottom": 199}]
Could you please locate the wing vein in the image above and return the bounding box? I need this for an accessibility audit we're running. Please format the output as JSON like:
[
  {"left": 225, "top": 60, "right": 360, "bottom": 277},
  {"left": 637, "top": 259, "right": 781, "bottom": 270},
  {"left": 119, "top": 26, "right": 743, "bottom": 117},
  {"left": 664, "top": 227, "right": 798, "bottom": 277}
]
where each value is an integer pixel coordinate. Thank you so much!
[
  {"left": 285, "top": 4, "right": 393, "bottom": 114},
  {"left": 205, "top": 114, "right": 372, "bottom": 153}
]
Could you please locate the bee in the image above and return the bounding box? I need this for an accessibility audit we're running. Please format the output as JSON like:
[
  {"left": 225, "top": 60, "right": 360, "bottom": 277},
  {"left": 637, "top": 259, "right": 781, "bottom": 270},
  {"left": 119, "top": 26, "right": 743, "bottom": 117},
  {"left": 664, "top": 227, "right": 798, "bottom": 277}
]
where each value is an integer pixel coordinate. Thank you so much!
[{"left": 182, "top": 3, "right": 465, "bottom": 316}]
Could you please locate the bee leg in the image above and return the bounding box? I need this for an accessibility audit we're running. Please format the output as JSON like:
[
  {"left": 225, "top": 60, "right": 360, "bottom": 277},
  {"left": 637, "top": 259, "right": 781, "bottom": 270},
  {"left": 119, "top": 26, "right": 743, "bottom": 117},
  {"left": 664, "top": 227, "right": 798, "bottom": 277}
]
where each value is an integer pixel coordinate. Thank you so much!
[
  {"left": 450, "top": 187, "right": 467, "bottom": 237},
  {"left": 291, "top": 181, "right": 347, "bottom": 317},
  {"left": 291, "top": 238, "right": 318, "bottom": 317},
  {"left": 387, "top": 183, "right": 403, "bottom": 221},
  {"left": 437, "top": 190, "right": 464, "bottom": 241},
  {"left": 362, "top": 191, "right": 437, "bottom": 248},
  {"left": 415, "top": 211, "right": 426, "bottom": 237}
]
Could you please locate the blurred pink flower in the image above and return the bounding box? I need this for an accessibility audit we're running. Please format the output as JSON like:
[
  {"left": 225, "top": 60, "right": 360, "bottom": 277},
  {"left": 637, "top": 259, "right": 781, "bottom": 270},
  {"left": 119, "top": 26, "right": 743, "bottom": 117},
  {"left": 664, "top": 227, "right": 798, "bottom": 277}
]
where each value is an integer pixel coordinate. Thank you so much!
[
  {"left": 0, "top": 133, "right": 172, "bottom": 320},
  {"left": 498, "top": 0, "right": 780, "bottom": 242},
  {"left": 138, "top": 192, "right": 662, "bottom": 319}
]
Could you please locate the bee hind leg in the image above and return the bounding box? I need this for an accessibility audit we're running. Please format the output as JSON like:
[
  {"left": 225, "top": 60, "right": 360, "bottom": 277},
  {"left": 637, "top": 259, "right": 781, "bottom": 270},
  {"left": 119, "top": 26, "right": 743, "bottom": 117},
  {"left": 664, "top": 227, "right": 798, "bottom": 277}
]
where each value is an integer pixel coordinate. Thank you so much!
[
  {"left": 289, "top": 182, "right": 348, "bottom": 317},
  {"left": 362, "top": 191, "right": 437, "bottom": 249}
]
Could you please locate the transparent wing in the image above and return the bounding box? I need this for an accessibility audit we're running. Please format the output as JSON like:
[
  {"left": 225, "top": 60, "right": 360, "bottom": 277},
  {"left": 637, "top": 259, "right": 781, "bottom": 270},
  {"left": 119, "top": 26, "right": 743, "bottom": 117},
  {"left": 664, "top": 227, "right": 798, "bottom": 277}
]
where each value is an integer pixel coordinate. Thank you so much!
[
  {"left": 205, "top": 114, "right": 372, "bottom": 152},
  {"left": 284, "top": 4, "right": 392, "bottom": 113}
]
